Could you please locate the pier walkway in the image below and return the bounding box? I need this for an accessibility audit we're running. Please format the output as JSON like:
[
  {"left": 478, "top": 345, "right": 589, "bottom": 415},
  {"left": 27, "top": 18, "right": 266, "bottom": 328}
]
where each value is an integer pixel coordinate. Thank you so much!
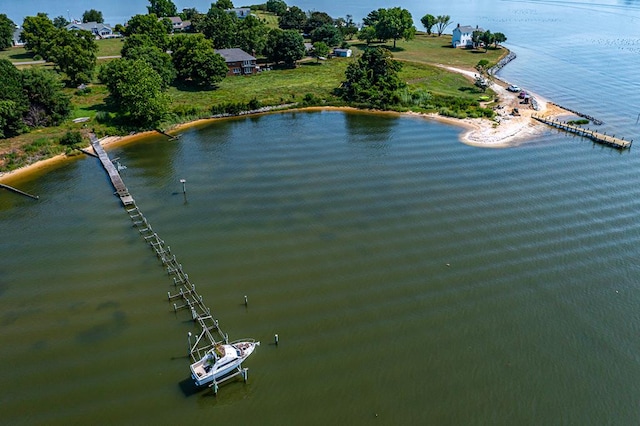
[
  {"left": 532, "top": 115, "right": 632, "bottom": 149},
  {"left": 90, "top": 135, "right": 247, "bottom": 390}
]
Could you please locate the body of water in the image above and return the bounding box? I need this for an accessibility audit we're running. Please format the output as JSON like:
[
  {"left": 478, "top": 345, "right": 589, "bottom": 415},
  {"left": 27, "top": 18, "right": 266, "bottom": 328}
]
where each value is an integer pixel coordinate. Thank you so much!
[{"left": 2, "top": 0, "right": 640, "bottom": 424}]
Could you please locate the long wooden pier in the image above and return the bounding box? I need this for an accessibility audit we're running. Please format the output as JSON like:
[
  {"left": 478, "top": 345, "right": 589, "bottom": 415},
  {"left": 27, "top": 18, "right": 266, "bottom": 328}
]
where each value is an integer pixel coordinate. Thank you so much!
[
  {"left": 532, "top": 115, "right": 632, "bottom": 149},
  {"left": 90, "top": 135, "right": 249, "bottom": 391}
]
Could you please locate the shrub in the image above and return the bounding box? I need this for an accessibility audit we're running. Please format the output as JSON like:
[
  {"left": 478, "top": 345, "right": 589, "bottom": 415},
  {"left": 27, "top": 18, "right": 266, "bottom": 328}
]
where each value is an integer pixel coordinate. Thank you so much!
[
  {"left": 173, "top": 104, "right": 201, "bottom": 117},
  {"left": 247, "top": 98, "right": 261, "bottom": 110},
  {"left": 95, "top": 111, "right": 111, "bottom": 124},
  {"left": 59, "top": 131, "right": 83, "bottom": 147},
  {"left": 302, "top": 93, "right": 320, "bottom": 105}
]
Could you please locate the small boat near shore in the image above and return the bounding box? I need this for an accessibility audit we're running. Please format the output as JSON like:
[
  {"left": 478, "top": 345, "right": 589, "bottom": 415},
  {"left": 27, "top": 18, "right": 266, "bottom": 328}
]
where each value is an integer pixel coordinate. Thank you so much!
[{"left": 190, "top": 339, "right": 260, "bottom": 387}]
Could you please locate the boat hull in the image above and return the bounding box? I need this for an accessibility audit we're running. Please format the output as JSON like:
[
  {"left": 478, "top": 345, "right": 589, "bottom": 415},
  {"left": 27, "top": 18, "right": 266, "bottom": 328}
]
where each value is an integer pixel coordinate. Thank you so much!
[{"left": 190, "top": 340, "right": 258, "bottom": 387}]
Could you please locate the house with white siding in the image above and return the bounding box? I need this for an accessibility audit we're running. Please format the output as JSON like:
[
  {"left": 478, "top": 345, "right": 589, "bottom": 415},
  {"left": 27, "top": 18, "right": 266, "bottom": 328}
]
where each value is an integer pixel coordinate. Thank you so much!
[
  {"left": 66, "top": 22, "right": 113, "bottom": 38},
  {"left": 452, "top": 24, "right": 483, "bottom": 48},
  {"left": 12, "top": 28, "right": 25, "bottom": 47}
]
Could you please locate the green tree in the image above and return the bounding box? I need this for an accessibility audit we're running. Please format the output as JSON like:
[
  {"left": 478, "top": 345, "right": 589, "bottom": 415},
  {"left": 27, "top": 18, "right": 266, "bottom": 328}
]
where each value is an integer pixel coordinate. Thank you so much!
[
  {"left": 376, "top": 7, "right": 415, "bottom": 48},
  {"left": 0, "top": 14, "right": 15, "bottom": 50},
  {"left": 310, "top": 24, "right": 343, "bottom": 47},
  {"left": 475, "top": 59, "right": 489, "bottom": 74},
  {"left": 21, "top": 67, "right": 71, "bottom": 127},
  {"left": 339, "top": 14, "right": 358, "bottom": 40},
  {"left": 215, "top": 0, "right": 234, "bottom": 9},
  {"left": 125, "top": 14, "right": 170, "bottom": 50},
  {"left": 472, "top": 30, "right": 483, "bottom": 49},
  {"left": 339, "top": 47, "right": 405, "bottom": 108},
  {"left": 52, "top": 15, "right": 69, "bottom": 29},
  {"left": 362, "top": 9, "right": 382, "bottom": 27},
  {"left": 196, "top": 6, "right": 237, "bottom": 49},
  {"left": 420, "top": 14, "right": 436, "bottom": 36},
  {"left": 180, "top": 8, "right": 199, "bottom": 21},
  {"left": 311, "top": 41, "right": 329, "bottom": 63},
  {"left": 0, "top": 59, "right": 28, "bottom": 137},
  {"left": 493, "top": 32, "right": 507, "bottom": 47},
  {"left": 48, "top": 29, "right": 98, "bottom": 86},
  {"left": 82, "top": 9, "right": 104, "bottom": 23},
  {"left": 435, "top": 15, "right": 452, "bottom": 36},
  {"left": 480, "top": 30, "right": 495, "bottom": 52},
  {"left": 266, "top": 0, "right": 287, "bottom": 16},
  {"left": 100, "top": 58, "right": 169, "bottom": 126},
  {"left": 236, "top": 15, "right": 269, "bottom": 55},
  {"left": 121, "top": 34, "right": 154, "bottom": 57},
  {"left": 265, "top": 28, "right": 305, "bottom": 67},
  {"left": 304, "top": 11, "right": 333, "bottom": 34},
  {"left": 21, "top": 13, "right": 57, "bottom": 58},
  {"left": 170, "top": 33, "right": 228, "bottom": 86},
  {"left": 122, "top": 43, "right": 176, "bottom": 87},
  {"left": 147, "top": 0, "right": 178, "bottom": 18},
  {"left": 358, "top": 25, "right": 377, "bottom": 46},
  {"left": 278, "top": 6, "right": 306, "bottom": 30}
]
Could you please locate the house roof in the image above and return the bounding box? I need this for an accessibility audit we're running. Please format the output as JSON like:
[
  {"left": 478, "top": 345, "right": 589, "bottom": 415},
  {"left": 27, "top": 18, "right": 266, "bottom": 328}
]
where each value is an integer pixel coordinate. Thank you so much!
[
  {"left": 66, "top": 22, "right": 112, "bottom": 31},
  {"left": 455, "top": 25, "right": 484, "bottom": 33},
  {"left": 166, "top": 17, "right": 182, "bottom": 24},
  {"left": 215, "top": 48, "right": 256, "bottom": 62}
]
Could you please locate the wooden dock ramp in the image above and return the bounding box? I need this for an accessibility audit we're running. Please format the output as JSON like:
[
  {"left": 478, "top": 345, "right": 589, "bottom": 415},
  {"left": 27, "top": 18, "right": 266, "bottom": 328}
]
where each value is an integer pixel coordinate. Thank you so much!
[{"left": 533, "top": 115, "right": 632, "bottom": 149}]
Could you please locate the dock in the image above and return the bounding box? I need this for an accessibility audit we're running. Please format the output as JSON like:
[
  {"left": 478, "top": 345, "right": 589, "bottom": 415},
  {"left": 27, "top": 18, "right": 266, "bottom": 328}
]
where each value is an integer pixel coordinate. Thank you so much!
[
  {"left": 90, "top": 134, "right": 249, "bottom": 391},
  {"left": 532, "top": 115, "right": 632, "bottom": 149},
  {"left": 0, "top": 183, "right": 39, "bottom": 200}
]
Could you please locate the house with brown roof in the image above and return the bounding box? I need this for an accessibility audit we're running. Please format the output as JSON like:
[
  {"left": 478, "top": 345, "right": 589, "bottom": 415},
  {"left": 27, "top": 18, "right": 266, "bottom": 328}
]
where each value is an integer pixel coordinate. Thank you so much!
[{"left": 215, "top": 48, "right": 257, "bottom": 76}]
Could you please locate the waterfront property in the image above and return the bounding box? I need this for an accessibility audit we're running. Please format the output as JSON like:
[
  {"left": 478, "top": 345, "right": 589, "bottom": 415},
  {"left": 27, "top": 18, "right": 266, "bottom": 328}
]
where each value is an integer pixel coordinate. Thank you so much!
[
  {"left": 215, "top": 48, "right": 257, "bottom": 76},
  {"left": 66, "top": 21, "right": 114, "bottom": 38},
  {"left": 452, "top": 24, "right": 484, "bottom": 48}
]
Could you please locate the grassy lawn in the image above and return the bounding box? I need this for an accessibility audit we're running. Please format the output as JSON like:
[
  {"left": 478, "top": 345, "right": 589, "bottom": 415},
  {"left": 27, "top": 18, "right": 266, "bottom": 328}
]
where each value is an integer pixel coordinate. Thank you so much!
[
  {"left": 254, "top": 11, "right": 280, "bottom": 29},
  {"left": 0, "top": 46, "right": 33, "bottom": 62},
  {"left": 95, "top": 38, "right": 125, "bottom": 56},
  {"left": 358, "top": 33, "right": 507, "bottom": 70},
  {"left": 1, "top": 38, "right": 123, "bottom": 63},
  {"left": 168, "top": 59, "right": 350, "bottom": 112}
]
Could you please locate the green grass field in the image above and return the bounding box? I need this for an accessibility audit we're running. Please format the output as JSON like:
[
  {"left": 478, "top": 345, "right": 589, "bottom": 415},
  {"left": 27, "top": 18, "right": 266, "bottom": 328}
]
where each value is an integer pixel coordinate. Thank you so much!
[{"left": 0, "top": 37, "right": 124, "bottom": 62}]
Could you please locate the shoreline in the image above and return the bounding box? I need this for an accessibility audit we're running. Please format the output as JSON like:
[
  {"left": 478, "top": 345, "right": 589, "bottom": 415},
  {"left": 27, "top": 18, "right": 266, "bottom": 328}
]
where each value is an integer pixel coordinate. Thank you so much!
[{"left": 0, "top": 72, "right": 572, "bottom": 185}]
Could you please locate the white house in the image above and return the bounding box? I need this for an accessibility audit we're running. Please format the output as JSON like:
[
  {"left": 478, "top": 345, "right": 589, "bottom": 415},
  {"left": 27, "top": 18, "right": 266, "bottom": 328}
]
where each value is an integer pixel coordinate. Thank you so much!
[
  {"left": 227, "top": 8, "right": 252, "bottom": 19},
  {"left": 66, "top": 22, "right": 113, "bottom": 38},
  {"left": 452, "top": 24, "right": 483, "bottom": 48},
  {"left": 12, "top": 27, "right": 25, "bottom": 47},
  {"left": 161, "top": 17, "right": 192, "bottom": 32}
]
